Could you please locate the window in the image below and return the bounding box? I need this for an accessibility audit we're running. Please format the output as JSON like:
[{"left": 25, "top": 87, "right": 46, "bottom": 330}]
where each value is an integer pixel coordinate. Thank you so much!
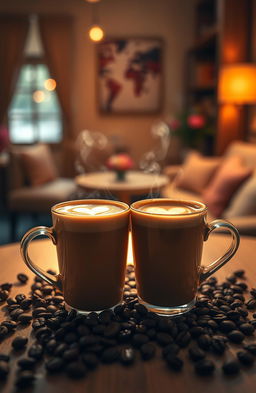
[{"left": 8, "top": 62, "right": 62, "bottom": 144}]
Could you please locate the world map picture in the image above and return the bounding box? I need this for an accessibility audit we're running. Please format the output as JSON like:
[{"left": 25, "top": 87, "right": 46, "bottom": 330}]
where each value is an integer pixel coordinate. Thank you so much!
[{"left": 97, "top": 38, "right": 163, "bottom": 113}]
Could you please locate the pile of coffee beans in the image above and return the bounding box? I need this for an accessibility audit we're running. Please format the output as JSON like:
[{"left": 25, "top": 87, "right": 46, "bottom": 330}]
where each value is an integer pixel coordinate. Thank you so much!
[{"left": 1, "top": 268, "right": 256, "bottom": 388}]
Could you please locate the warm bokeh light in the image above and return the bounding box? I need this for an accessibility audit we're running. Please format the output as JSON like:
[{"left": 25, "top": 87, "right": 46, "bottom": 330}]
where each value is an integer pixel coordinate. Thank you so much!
[
  {"left": 44, "top": 78, "right": 57, "bottom": 91},
  {"left": 89, "top": 25, "right": 104, "bottom": 42},
  {"left": 85, "top": 0, "right": 101, "bottom": 2},
  {"left": 219, "top": 64, "right": 256, "bottom": 104},
  {"left": 33, "top": 90, "right": 45, "bottom": 103}
]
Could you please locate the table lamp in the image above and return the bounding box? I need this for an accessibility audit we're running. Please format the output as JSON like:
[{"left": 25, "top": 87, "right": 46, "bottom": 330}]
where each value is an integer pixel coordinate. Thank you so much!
[{"left": 218, "top": 63, "right": 256, "bottom": 104}]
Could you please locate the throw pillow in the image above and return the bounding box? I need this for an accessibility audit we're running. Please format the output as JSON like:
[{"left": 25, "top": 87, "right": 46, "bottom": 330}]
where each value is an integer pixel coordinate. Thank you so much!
[
  {"left": 20, "top": 144, "right": 58, "bottom": 187},
  {"left": 202, "top": 156, "right": 252, "bottom": 217},
  {"left": 175, "top": 151, "right": 221, "bottom": 194},
  {"left": 224, "top": 171, "right": 256, "bottom": 218}
]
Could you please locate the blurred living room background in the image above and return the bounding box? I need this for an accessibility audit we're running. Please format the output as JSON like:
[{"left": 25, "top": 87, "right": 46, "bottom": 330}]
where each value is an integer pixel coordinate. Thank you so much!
[{"left": 1, "top": 0, "right": 256, "bottom": 244}]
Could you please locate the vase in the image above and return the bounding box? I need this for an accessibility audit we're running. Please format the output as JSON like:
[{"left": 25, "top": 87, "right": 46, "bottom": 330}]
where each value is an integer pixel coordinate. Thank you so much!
[{"left": 115, "top": 170, "right": 126, "bottom": 182}]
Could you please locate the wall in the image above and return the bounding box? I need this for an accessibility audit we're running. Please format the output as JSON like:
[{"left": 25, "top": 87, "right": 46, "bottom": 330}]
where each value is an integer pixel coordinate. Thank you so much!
[
  {"left": 249, "top": 0, "right": 256, "bottom": 143},
  {"left": 0, "top": 0, "right": 194, "bottom": 171}
]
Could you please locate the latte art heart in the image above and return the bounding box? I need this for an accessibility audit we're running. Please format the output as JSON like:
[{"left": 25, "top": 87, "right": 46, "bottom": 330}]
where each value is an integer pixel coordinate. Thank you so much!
[
  {"left": 142, "top": 206, "right": 192, "bottom": 215},
  {"left": 55, "top": 204, "right": 124, "bottom": 216}
]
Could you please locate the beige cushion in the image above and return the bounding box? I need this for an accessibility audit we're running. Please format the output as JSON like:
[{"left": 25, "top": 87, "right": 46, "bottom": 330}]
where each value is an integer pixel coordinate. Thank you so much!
[
  {"left": 20, "top": 144, "right": 58, "bottom": 187},
  {"left": 8, "top": 178, "right": 77, "bottom": 212},
  {"left": 202, "top": 156, "right": 252, "bottom": 218},
  {"left": 175, "top": 152, "right": 221, "bottom": 194},
  {"left": 225, "top": 141, "right": 256, "bottom": 168},
  {"left": 224, "top": 171, "right": 256, "bottom": 218}
]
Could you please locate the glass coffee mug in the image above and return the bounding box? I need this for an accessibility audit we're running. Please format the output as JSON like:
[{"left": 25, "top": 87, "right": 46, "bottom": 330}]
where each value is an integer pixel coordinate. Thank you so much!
[
  {"left": 130, "top": 198, "right": 240, "bottom": 316},
  {"left": 21, "top": 199, "right": 130, "bottom": 313}
]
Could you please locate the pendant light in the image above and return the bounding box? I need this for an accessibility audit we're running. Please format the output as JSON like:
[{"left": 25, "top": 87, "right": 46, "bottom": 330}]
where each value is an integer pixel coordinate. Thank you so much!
[{"left": 86, "top": 0, "right": 104, "bottom": 42}]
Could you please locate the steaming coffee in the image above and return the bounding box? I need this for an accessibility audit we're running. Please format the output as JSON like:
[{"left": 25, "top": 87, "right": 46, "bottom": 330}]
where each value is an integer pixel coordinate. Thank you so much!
[
  {"left": 21, "top": 199, "right": 130, "bottom": 312},
  {"left": 131, "top": 198, "right": 240, "bottom": 316}
]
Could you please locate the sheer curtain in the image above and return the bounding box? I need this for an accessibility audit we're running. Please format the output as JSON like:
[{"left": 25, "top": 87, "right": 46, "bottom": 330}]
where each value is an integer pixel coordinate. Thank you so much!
[
  {"left": 38, "top": 15, "right": 75, "bottom": 176},
  {"left": 38, "top": 15, "right": 74, "bottom": 136},
  {"left": 0, "top": 15, "right": 29, "bottom": 125}
]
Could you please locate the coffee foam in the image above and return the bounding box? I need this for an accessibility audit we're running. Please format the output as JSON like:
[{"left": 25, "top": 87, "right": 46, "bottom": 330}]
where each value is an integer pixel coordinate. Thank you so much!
[
  {"left": 141, "top": 205, "right": 193, "bottom": 215},
  {"left": 55, "top": 204, "right": 124, "bottom": 217},
  {"left": 139, "top": 202, "right": 201, "bottom": 216}
]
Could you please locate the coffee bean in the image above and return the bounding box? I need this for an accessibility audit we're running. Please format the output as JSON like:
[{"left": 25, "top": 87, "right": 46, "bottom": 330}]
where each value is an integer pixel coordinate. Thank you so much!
[
  {"left": 45, "top": 357, "right": 63, "bottom": 373},
  {"left": 28, "top": 344, "right": 44, "bottom": 360},
  {"left": 15, "top": 294, "right": 26, "bottom": 303},
  {"left": 17, "top": 273, "right": 29, "bottom": 284},
  {"left": 234, "top": 269, "right": 245, "bottom": 278},
  {"left": 210, "top": 337, "right": 226, "bottom": 355},
  {"left": 10, "top": 308, "right": 24, "bottom": 320},
  {"left": 54, "top": 343, "right": 68, "bottom": 356},
  {"left": 0, "top": 354, "right": 10, "bottom": 362},
  {"left": 197, "top": 334, "right": 212, "bottom": 350},
  {"left": 176, "top": 331, "right": 191, "bottom": 348},
  {"left": 189, "top": 326, "right": 205, "bottom": 338},
  {"left": 226, "top": 310, "right": 240, "bottom": 320},
  {"left": 45, "top": 339, "right": 57, "bottom": 354},
  {"left": 227, "top": 330, "right": 245, "bottom": 344},
  {"left": 222, "top": 359, "right": 240, "bottom": 375},
  {"left": 41, "top": 285, "right": 53, "bottom": 295},
  {"left": 0, "top": 361, "right": 9, "bottom": 380},
  {"left": 0, "top": 290, "right": 9, "bottom": 302},
  {"left": 237, "top": 350, "right": 254, "bottom": 366},
  {"left": 64, "top": 332, "right": 78, "bottom": 344},
  {"left": 0, "top": 325, "right": 9, "bottom": 339},
  {"left": 119, "top": 347, "right": 135, "bottom": 365},
  {"left": 239, "top": 323, "right": 254, "bottom": 336},
  {"left": 6, "top": 297, "right": 17, "bottom": 306},
  {"left": 195, "top": 359, "right": 215, "bottom": 376},
  {"left": 63, "top": 348, "right": 80, "bottom": 362},
  {"left": 104, "top": 322, "right": 120, "bottom": 338},
  {"left": 35, "top": 326, "right": 52, "bottom": 340},
  {"left": 17, "top": 357, "right": 37, "bottom": 370},
  {"left": 79, "top": 335, "right": 99, "bottom": 348},
  {"left": 140, "top": 343, "right": 156, "bottom": 360},
  {"left": 32, "top": 318, "right": 46, "bottom": 330},
  {"left": 17, "top": 314, "right": 33, "bottom": 325},
  {"left": 246, "top": 298, "right": 256, "bottom": 310},
  {"left": 162, "top": 343, "right": 180, "bottom": 358},
  {"left": 118, "top": 329, "right": 132, "bottom": 343},
  {"left": 81, "top": 353, "right": 99, "bottom": 369},
  {"left": 1, "top": 283, "right": 12, "bottom": 291},
  {"left": 188, "top": 345, "right": 206, "bottom": 361},
  {"left": 226, "top": 274, "right": 237, "bottom": 284},
  {"left": 132, "top": 334, "right": 149, "bottom": 347},
  {"left": 156, "top": 332, "right": 173, "bottom": 346},
  {"left": 166, "top": 355, "right": 183, "bottom": 371},
  {"left": 142, "top": 319, "right": 157, "bottom": 328},
  {"left": 244, "top": 344, "right": 256, "bottom": 356},
  {"left": 219, "top": 320, "right": 236, "bottom": 333},
  {"left": 101, "top": 347, "right": 120, "bottom": 363},
  {"left": 15, "top": 370, "right": 35, "bottom": 387}
]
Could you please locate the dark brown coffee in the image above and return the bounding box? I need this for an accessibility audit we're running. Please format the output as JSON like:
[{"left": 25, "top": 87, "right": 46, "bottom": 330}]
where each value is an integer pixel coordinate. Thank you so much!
[
  {"left": 52, "top": 200, "right": 130, "bottom": 311},
  {"left": 131, "top": 199, "right": 206, "bottom": 309}
]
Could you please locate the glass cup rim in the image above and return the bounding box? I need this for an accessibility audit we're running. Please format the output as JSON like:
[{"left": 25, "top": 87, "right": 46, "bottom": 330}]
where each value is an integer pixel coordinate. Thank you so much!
[
  {"left": 130, "top": 198, "right": 207, "bottom": 216},
  {"left": 51, "top": 199, "right": 130, "bottom": 216}
]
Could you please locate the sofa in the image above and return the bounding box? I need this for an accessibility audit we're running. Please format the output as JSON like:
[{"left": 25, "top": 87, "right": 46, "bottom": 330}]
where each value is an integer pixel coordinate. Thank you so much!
[
  {"left": 163, "top": 141, "right": 256, "bottom": 236},
  {"left": 7, "top": 144, "right": 78, "bottom": 241}
]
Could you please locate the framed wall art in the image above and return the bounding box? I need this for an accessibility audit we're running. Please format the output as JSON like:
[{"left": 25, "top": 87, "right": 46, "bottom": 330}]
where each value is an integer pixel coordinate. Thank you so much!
[{"left": 97, "top": 37, "right": 163, "bottom": 114}]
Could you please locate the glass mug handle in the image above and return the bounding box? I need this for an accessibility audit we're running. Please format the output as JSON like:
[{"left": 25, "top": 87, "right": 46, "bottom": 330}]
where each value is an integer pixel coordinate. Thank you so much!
[
  {"left": 20, "top": 226, "right": 62, "bottom": 290},
  {"left": 199, "top": 219, "right": 240, "bottom": 283}
]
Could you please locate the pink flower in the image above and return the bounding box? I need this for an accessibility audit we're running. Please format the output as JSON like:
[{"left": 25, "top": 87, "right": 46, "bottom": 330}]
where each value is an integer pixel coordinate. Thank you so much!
[
  {"left": 187, "top": 114, "right": 205, "bottom": 129},
  {"left": 106, "top": 153, "right": 134, "bottom": 171}
]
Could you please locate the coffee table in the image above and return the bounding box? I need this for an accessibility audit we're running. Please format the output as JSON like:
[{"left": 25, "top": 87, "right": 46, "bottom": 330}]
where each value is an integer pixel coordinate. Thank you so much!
[
  {"left": 1, "top": 235, "right": 256, "bottom": 393},
  {"left": 75, "top": 170, "right": 169, "bottom": 205}
]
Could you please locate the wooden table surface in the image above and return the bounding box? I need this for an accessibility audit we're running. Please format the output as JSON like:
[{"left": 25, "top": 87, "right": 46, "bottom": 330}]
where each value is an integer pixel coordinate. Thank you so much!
[
  {"left": 75, "top": 171, "right": 169, "bottom": 205},
  {"left": 0, "top": 235, "right": 256, "bottom": 393}
]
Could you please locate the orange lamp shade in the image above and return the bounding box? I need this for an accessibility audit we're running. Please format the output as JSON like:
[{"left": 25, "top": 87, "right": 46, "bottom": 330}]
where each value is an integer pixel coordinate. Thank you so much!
[{"left": 218, "top": 63, "right": 256, "bottom": 104}]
